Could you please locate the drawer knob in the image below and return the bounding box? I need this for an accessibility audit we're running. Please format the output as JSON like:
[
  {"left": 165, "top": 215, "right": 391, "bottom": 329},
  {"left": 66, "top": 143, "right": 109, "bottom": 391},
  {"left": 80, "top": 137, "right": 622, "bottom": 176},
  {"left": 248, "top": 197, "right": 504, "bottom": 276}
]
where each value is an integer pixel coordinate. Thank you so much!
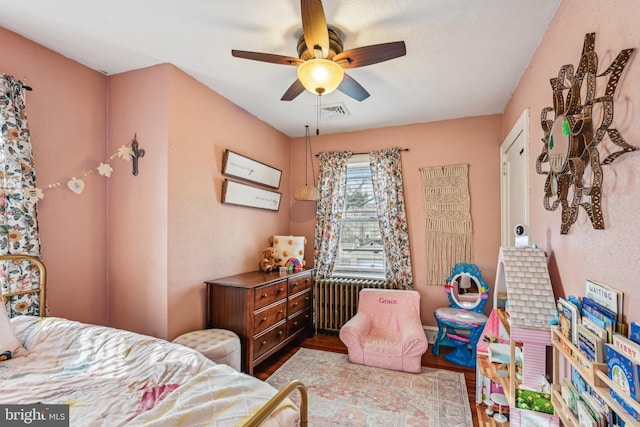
[
  {"left": 261, "top": 340, "right": 267, "bottom": 346},
  {"left": 262, "top": 293, "right": 268, "bottom": 298},
  {"left": 292, "top": 283, "right": 298, "bottom": 288},
  {"left": 305, "top": 296, "right": 310, "bottom": 301},
  {"left": 278, "top": 287, "right": 284, "bottom": 293},
  {"left": 278, "top": 309, "right": 283, "bottom": 314},
  {"left": 293, "top": 302, "right": 298, "bottom": 307},
  {"left": 293, "top": 321, "right": 298, "bottom": 327},
  {"left": 261, "top": 317, "right": 267, "bottom": 322},
  {"left": 278, "top": 330, "right": 283, "bottom": 336}
]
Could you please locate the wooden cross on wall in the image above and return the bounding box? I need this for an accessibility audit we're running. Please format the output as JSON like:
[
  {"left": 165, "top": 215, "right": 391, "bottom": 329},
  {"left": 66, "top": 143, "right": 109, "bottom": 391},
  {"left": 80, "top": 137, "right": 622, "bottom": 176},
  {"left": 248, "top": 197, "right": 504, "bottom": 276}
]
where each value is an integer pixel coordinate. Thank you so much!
[{"left": 131, "top": 134, "right": 145, "bottom": 176}]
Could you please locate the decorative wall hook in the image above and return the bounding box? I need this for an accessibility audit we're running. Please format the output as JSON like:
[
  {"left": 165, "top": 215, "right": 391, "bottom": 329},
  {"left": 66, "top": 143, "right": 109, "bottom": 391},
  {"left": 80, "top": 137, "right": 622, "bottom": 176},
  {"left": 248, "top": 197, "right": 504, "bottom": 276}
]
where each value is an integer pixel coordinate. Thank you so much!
[{"left": 130, "top": 134, "right": 145, "bottom": 176}]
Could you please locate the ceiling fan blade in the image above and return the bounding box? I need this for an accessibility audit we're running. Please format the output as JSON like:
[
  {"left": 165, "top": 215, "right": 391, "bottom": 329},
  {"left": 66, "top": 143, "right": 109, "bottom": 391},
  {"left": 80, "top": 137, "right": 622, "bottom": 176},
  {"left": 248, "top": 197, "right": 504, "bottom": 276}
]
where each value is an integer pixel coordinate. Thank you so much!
[
  {"left": 301, "top": 0, "right": 329, "bottom": 58},
  {"left": 338, "top": 73, "right": 370, "bottom": 102},
  {"left": 281, "top": 79, "right": 306, "bottom": 101},
  {"left": 333, "top": 41, "right": 406, "bottom": 69},
  {"left": 232, "top": 50, "right": 303, "bottom": 66}
]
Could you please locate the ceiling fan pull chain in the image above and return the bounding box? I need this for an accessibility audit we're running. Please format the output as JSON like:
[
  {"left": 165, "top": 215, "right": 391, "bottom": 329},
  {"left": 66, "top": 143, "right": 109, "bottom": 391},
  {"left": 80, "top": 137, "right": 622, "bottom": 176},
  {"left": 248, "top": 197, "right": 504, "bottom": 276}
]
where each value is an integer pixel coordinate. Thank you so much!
[{"left": 316, "top": 94, "right": 321, "bottom": 135}]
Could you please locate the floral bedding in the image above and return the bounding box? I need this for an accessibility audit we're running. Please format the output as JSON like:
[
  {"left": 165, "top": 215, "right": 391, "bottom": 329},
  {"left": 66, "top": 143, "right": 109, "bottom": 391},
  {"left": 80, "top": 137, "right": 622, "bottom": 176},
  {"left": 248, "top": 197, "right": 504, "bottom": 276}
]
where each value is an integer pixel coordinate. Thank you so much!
[{"left": 0, "top": 316, "right": 298, "bottom": 426}]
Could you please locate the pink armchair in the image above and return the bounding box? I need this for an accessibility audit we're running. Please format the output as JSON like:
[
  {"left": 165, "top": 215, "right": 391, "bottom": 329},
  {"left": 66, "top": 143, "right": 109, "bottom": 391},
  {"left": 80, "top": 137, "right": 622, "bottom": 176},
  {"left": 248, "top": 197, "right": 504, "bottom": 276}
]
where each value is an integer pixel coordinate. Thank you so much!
[{"left": 339, "top": 288, "right": 428, "bottom": 373}]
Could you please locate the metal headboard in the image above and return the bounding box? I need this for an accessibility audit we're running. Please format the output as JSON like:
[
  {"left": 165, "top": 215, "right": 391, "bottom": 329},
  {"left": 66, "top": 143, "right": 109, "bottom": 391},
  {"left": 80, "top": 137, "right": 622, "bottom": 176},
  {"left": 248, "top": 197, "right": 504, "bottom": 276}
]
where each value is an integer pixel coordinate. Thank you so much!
[{"left": 0, "top": 254, "right": 47, "bottom": 317}]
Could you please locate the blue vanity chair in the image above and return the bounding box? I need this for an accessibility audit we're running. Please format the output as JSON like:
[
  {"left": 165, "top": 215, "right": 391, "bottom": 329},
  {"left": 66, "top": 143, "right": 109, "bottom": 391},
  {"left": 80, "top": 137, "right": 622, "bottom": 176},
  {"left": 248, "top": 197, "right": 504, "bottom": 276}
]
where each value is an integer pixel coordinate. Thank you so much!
[{"left": 432, "top": 263, "right": 489, "bottom": 368}]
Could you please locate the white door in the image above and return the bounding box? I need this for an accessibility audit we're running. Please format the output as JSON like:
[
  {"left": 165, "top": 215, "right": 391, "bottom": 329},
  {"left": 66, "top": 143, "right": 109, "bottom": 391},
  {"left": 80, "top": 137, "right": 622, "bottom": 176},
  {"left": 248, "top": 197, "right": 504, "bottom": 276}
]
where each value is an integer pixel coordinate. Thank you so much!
[{"left": 500, "top": 110, "right": 530, "bottom": 247}]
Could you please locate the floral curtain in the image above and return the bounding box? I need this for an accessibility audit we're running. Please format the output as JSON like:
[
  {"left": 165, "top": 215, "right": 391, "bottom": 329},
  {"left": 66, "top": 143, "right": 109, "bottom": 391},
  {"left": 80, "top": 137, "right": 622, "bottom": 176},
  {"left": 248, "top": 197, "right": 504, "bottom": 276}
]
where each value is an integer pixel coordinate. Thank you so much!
[
  {"left": 0, "top": 74, "right": 42, "bottom": 317},
  {"left": 313, "top": 151, "right": 351, "bottom": 279},
  {"left": 369, "top": 148, "right": 413, "bottom": 288}
]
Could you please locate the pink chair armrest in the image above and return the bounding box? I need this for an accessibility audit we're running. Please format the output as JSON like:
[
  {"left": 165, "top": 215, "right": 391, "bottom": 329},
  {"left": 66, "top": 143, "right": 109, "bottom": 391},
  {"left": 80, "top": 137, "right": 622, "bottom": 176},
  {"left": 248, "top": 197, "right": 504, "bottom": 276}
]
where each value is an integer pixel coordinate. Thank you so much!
[
  {"left": 339, "top": 313, "right": 372, "bottom": 344},
  {"left": 339, "top": 313, "right": 373, "bottom": 365},
  {"left": 399, "top": 321, "right": 429, "bottom": 354}
]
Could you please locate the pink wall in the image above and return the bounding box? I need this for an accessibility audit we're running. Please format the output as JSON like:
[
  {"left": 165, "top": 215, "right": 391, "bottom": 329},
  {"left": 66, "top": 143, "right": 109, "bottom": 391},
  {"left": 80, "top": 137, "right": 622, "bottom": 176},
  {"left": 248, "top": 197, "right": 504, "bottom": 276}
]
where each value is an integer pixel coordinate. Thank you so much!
[
  {"left": 0, "top": 27, "right": 108, "bottom": 325},
  {"left": 107, "top": 65, "right": 170, "bottom": 338},
  {"left": 165, "top": 66, "right": 291, "bottom": 339},
  {"left": 503, "top": 0, "right": 640, "bottom": 324},
  {"left": 289, "top": 117, "right": 503, "bottom": 326}
]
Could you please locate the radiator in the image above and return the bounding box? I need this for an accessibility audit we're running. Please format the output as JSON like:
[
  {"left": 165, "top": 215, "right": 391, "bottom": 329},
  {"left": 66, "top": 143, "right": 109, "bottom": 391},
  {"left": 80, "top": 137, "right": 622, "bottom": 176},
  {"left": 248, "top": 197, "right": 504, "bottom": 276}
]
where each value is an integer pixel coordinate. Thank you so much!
[{"left": 314, "top": 277, "right": 392, "bottom": 332}]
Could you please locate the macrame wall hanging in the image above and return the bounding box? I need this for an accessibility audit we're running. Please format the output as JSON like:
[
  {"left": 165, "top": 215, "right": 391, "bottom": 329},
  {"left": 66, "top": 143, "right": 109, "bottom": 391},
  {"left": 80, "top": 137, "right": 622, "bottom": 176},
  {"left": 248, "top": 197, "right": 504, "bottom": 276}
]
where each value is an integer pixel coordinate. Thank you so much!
[{"left": 421, "top": 164, "right": 473, "bottom": 285}]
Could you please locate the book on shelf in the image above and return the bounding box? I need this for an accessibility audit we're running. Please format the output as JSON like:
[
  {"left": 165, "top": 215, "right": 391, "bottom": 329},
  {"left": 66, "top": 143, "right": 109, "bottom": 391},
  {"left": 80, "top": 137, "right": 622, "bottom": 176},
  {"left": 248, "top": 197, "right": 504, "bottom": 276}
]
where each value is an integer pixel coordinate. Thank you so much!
[
  {"left": 571, "top": 366, "right": 589, "bottom": 400},
  {"left": 612, "top": 333, "right": 640, "bottom": 365},
  {"left": 582, "top": 316, "right": 610, "bottom": 344},
  {"left": 558, "top": 297, "right": 580, "bottom": 345},
  {"left": 578, "top": 324, "right": 605, "bottom": 363},
  {"left": 582, "top": 308, "right": 614, "bottom": 344},
  {"left": 577, "top": 392, "right": 607, "bottom": 426},
  {"left": 582, "top": 297, "right": 618, "bottom": 323},
  {"left": 605, "top": 343, "right": 640, "bottom": 421},
  {"left": 630, "top": 322, "right": 640, "bottom": 346},
  {"left": 582, "top": 296, "right": 622, "bottom": 334},
  {"left": 587, "top": 389, "right": 616, "bottom": 427},
  {"left": 606, "top": 343, "right": 639, "bottom": 401},
  {"left": 561, "top": 378, "right": 578, "bottom": 415},
  {"left": 585, "top": 279, "right": 623, "bottom": 316}
]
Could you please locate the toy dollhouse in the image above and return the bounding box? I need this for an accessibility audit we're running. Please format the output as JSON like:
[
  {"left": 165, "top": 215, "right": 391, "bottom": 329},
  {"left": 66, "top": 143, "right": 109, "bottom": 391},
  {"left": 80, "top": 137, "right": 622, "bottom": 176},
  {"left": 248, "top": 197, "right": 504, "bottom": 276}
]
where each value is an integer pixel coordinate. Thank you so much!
[{"left": 478, "top": 246, "right": 560, "bottom": 426}]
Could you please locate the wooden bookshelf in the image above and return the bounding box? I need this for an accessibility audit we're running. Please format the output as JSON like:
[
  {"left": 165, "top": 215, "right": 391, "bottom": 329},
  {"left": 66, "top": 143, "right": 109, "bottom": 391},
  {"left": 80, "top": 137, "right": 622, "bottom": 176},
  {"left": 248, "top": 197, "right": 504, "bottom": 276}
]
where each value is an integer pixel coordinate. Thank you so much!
[{"left": 551, "top": 326, "right": 640, "bottom": 426}]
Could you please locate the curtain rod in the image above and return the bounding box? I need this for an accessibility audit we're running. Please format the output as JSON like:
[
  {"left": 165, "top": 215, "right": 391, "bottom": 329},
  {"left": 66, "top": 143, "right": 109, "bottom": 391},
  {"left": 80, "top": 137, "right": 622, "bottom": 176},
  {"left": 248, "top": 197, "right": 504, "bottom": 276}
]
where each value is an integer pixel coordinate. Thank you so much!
[{"left": 315, "top": 148, "right": 409, "bottom": 157}]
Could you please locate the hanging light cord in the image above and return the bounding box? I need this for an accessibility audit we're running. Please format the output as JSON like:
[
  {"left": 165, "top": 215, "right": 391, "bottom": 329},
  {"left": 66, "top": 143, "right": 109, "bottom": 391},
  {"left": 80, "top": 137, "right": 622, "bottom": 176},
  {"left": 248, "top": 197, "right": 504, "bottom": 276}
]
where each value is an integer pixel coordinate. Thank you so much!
[
  {"left": 304, "top": 125, "right": 310, "bottom": 186},
  {"left": 316, "top": 95, "right": 321, "bottom": 135},
  {"left": 306, "top": 125, "right": 316, "bottom": 186}
]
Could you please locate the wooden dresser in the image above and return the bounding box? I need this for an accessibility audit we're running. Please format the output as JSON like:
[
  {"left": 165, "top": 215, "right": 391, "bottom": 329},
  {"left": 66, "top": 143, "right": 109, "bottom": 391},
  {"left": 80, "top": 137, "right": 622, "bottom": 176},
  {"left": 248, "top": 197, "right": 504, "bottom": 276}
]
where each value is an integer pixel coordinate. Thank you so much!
[{"left": 205, "top": 269, "right": 313, "bottom": 375}]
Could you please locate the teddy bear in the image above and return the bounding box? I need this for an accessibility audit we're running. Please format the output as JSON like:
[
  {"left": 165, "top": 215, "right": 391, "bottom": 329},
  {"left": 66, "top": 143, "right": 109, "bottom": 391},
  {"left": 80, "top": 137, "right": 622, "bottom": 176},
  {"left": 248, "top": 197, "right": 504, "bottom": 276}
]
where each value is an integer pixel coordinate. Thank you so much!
[{"left": 259, "top": 247, "right": 280, "bottom": 273}]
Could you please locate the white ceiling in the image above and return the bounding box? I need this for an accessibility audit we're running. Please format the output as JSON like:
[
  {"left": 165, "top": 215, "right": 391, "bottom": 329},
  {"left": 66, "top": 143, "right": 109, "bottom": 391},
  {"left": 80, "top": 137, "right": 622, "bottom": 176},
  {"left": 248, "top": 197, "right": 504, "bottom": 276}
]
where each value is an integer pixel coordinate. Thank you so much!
[{"left": 0, "top": 0, "right": 561, "bottom": 138}]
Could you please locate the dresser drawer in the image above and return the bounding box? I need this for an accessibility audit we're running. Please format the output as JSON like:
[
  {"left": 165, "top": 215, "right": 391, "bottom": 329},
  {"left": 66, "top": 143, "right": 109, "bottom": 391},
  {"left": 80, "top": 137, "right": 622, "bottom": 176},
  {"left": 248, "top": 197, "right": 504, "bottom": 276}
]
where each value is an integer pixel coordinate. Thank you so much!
[
  {"left": 288, "top": 288, "right": 312, "bottom": 315},
  {"left": 253, "top": 322, "right": 287, "bottom": 359},
  {"left": 288, "top": 272, "right": 312, "bottom": 295},
  {"left": 254, "top": 280, "right": 287, "bottom": 310},
  {"left": 253, "top": 300, "right": 286, "bottom": 334},
  {"left": 288, "top": 307, "right": 311, "bottom": 336}
]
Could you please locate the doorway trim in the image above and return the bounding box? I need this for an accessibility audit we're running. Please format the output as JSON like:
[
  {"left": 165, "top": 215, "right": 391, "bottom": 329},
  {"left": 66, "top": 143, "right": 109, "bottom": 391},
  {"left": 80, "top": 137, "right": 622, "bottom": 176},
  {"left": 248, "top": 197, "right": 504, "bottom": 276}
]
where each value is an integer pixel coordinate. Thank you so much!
[{"left": 500, "top": 109, "right": 530, "bottom": 246}]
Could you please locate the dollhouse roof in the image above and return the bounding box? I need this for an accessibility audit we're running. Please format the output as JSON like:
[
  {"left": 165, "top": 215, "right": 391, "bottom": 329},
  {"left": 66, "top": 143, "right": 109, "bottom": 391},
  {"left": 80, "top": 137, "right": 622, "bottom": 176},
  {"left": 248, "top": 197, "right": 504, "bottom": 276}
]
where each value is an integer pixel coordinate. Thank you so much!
[{"left": 495, "top": 247, "right": 557, "bottom": 330}]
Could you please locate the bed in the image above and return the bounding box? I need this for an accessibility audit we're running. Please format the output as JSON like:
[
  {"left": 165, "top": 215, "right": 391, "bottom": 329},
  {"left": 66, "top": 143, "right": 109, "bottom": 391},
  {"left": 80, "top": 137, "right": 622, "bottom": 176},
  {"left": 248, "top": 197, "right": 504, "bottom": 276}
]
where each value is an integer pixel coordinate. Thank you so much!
[{"left": 0, "top": 254, "right": 308, "bottom": 427}]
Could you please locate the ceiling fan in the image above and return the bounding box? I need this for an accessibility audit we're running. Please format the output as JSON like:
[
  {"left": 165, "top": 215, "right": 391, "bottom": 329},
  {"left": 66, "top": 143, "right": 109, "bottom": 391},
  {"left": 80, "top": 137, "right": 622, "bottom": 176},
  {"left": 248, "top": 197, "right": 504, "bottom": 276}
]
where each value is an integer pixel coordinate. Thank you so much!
[{"left": 231, "top": 0, "right": 407, "bottom": 102}]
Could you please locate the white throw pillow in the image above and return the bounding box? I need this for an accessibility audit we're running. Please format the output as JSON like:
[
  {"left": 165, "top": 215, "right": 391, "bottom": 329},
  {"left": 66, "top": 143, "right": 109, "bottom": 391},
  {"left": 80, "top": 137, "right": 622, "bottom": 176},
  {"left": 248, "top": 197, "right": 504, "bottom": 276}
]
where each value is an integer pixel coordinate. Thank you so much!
[{"left": 0, "top": 302, "right": 23, "bottom": 358}]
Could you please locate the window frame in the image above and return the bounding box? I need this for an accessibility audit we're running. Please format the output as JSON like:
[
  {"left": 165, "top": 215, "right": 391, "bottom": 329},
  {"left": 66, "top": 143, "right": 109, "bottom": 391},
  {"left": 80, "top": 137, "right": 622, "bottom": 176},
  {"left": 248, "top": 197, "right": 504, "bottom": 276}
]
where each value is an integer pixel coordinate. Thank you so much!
[{"left": 332, "top": 154, "right": 386, "bottom": 279}]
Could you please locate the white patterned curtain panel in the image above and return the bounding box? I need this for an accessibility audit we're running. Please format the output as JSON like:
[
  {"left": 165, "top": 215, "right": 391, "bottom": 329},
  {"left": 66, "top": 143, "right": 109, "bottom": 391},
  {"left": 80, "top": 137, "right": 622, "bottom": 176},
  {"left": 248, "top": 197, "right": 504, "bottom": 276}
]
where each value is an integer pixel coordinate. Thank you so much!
[
  {"left": 369, "top": 148, "right": 413, "bottom": 288},
  {"left": 0, "top": 74, "right": 42, "bottom": 316},
  {"left": 420, "top": 164, "right": 472, "bottom": 285},
  {"left": 313, "top": 151, "right": 351, "bottom": 280}
]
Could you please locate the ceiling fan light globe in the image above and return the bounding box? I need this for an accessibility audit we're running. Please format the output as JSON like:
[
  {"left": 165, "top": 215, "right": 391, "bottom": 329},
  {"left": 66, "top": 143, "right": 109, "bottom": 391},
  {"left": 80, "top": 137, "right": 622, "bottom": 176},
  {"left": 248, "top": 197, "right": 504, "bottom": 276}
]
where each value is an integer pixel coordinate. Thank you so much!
[{"left": 297, "top": 59, "right": 344, "bottom": 95}]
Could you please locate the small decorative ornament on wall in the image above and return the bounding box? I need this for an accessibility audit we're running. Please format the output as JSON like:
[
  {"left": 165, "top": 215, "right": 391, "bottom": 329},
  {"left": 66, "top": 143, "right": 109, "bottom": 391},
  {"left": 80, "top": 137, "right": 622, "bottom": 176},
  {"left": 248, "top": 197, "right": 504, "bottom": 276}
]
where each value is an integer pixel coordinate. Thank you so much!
[{"left": 536, "top": 32, "right": 636, "bottom": 234}]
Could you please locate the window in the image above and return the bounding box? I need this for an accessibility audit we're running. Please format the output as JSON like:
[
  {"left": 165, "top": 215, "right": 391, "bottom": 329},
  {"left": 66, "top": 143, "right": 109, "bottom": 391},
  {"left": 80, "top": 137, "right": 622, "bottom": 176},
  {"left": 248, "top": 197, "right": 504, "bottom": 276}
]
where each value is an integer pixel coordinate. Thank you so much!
[{"left": 333, "top": 155, "right": 386, "bottom": 278}]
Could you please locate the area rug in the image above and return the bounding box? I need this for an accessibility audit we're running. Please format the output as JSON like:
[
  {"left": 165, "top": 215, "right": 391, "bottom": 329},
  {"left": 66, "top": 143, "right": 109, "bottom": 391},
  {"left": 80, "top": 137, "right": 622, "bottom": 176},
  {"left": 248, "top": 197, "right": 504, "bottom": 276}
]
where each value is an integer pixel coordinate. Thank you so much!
[{"left": 266, "top": 348, "right": 473, "bottom": 427}]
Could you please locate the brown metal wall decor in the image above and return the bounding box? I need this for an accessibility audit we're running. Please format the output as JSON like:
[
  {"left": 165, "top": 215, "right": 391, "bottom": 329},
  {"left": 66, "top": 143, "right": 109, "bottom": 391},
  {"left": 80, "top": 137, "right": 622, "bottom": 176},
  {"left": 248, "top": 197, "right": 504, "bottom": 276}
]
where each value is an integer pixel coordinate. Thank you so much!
[{"left": 536, "top": 33, "right": 636, "bottom": 234}]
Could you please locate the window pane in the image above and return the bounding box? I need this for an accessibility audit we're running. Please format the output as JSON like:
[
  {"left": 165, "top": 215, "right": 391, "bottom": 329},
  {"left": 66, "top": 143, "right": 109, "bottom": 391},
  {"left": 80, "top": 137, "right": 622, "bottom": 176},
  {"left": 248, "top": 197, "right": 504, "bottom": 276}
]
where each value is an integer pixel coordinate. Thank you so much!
[{"left": 333, "top": 160, "right": 386, "bottom": 277}]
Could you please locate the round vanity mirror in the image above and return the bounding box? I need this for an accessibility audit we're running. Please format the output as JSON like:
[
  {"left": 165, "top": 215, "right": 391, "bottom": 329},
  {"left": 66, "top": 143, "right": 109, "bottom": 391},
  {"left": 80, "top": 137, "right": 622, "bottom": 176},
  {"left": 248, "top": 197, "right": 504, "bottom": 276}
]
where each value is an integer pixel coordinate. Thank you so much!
[
  {"left": 548, "top": 114, "right": 572, "bottom": 173},
  {"left": 445, "top": 263, "right": 489, "bottom": 314},
  {"left": 451, "top": 273, "right": 481, "bottom": 310}
]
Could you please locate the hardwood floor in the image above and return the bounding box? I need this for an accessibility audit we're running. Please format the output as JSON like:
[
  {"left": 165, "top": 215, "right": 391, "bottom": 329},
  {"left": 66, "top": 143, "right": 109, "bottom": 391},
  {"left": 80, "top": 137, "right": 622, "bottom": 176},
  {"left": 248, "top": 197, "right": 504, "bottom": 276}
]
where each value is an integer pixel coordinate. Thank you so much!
[{"left": 254, "top": 333, "right": 479, "bottom": 427}]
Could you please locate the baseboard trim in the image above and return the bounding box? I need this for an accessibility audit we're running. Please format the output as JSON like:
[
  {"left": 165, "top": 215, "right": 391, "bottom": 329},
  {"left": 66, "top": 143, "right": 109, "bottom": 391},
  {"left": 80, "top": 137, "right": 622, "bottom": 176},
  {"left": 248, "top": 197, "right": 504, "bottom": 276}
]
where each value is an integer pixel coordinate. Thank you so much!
[{"left": 423, "top": 325, "right": 439, "bottom": 344}]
